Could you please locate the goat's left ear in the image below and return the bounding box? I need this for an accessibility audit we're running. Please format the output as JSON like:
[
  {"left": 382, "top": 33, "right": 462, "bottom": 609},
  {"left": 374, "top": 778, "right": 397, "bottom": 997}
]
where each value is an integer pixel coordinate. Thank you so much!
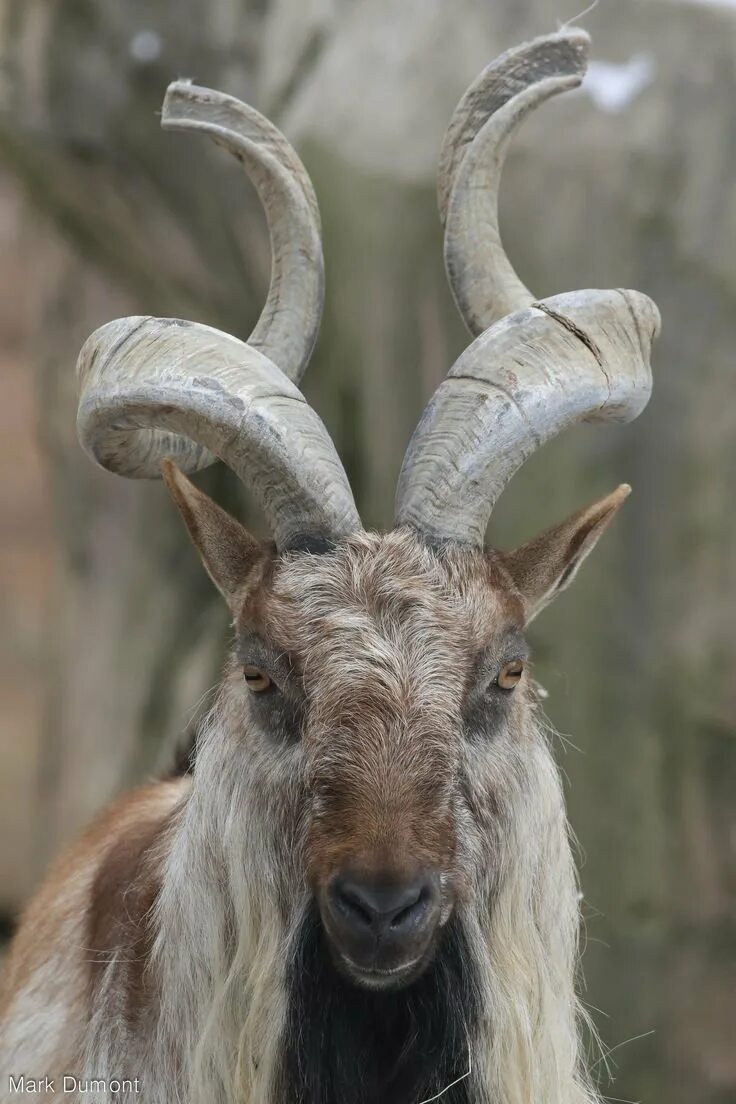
[
  {"left": 161, "top": 460, "right": 265, "bottom": 607},
  {"left": 500, "top": 484, "right": 631, "bottom": 623}
]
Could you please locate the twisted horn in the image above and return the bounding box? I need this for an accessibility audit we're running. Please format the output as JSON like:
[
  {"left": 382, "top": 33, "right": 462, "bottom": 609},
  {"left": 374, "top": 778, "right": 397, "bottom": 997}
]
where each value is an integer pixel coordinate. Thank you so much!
[
  {"left": 162, "top": 82, "right": 323, "bottom": 383},
  {"left": 395, "top": 31, "right": 660, "bottom": 546},
  {"left": 76, "top": 84, "right": 361, "bottom": 551},
  {"left": 438, "top": 29, "right": 590, "bottom": 334}
]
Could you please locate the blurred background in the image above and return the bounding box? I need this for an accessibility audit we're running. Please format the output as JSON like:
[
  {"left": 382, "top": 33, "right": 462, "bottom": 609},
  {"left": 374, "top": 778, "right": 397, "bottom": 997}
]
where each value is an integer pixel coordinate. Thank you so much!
[{"left": 0, "top": 0, "right": 734, "bottom": 1100}]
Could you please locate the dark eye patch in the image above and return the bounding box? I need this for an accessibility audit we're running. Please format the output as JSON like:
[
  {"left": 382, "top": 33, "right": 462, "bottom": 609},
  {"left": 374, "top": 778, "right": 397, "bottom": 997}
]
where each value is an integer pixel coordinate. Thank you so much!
[
  {"left": 246, "top": 685, "right": 304, "bottom": 744},
  {"left": 236, "top": 631, "right": 296, "bottom": 692},
  {"left": 461, "top": 629, "right": 529, "bottom": 738},
  {"left": 471, "top": 629, "right": 529, "bottom": 693},
  {"left": 236, "top": 630, "right": 305, "bottom": 743}
]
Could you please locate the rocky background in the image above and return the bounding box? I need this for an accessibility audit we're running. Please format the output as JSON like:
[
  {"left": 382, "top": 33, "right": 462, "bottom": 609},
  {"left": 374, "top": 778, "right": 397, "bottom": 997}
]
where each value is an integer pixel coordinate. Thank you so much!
[{"left": 1, "top": 1, "right": 734, "bottom": 1100}]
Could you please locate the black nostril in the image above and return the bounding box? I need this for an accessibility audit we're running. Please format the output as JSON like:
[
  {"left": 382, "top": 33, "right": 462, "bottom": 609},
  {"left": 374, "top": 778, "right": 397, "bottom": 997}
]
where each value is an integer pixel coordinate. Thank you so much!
[
  {"left": 390, "top": 885, "right": 429, "bottom": 929},
  {"left": 329, "top": 874, "right": 435, "bottom": 937},
  {"left": 334, "top": 883, "right": 375, "bottom": 930}
]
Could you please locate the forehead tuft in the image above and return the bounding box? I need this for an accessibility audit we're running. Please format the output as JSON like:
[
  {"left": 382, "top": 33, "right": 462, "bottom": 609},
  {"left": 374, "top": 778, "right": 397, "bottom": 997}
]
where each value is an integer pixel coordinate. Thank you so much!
[{"left": 242, "top": 529, "right": 522, "bottom": 665}]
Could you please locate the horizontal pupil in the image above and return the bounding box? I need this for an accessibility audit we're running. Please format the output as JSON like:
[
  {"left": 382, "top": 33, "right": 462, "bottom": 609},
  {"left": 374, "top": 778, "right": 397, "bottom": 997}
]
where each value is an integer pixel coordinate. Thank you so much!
[
  {"left": 244, "top": 667, "right": 268, "bottom": 684},
  {"left": 498, "top": 661, "right": 523, "bottom": 688}
]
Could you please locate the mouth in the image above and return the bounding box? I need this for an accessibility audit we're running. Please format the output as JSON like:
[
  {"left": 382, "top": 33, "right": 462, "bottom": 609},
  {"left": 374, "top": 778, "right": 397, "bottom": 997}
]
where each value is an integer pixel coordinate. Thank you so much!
[{"left": 337, "top": 950, "right": 428, "bottom": 991}]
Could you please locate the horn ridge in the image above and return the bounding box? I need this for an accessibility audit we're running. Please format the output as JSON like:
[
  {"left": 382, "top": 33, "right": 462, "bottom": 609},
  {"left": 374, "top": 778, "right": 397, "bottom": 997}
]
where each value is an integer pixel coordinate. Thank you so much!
[
  {"left": 395, "top": 290, "right": 659, "bottom": 546},
  {"left": 162, "top": 80, "right": 323, "bottom": 384},
  {"left": 75, "top": 86, "right": 362, "bottom": 550},
  {"left": 437, "top": 29, "right": 590, "bottom": 228},
  {"left": 440, "top": 29, "right": 590, "bottom": 336},
  {"left": 77, "top": 316, "right": 361, "bottom": 551},
  {"left": 394, "top": 31, "right": 660, "bottom": 547}
]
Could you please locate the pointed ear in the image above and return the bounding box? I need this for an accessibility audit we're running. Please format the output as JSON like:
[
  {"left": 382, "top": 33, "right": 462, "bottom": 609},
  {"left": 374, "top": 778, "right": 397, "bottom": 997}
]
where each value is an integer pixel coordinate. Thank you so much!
[
  {"left": 160, "top": 460, "right": 265, "bottom": 605},
  {"left": 500, "top": 484, "right": 631, "bottom": 623}
]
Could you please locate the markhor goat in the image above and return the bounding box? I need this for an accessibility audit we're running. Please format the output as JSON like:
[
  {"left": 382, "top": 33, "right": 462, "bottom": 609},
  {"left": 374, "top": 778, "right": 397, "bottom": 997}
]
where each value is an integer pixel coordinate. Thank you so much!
[{"left": 0, "top": 30, "right": 659, "bottom": 1104}]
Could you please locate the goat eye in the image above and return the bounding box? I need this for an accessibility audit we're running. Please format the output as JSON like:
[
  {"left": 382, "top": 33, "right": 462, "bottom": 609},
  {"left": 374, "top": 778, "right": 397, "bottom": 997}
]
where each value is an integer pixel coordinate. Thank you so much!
[
  {"left": 497, "top": 659, "right": 524, "bottom": 691},
  {"left": 243, "top": 665, "right": 273, "bottom": 693}
]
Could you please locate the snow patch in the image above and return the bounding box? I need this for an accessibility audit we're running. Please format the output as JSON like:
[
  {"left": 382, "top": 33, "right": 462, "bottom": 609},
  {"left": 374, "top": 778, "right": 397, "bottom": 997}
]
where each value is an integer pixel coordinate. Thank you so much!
[
  {"left": 582, "top": 54, "right": 655, "bottom": 113},
  {"left": 129, "top": 30, "right": 163, "bottom": 64}
]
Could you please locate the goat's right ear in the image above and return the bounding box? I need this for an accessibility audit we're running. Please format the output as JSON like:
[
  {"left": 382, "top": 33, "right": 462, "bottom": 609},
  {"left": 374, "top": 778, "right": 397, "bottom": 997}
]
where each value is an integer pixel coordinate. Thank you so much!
[{"left": 161, "top": 460, "right": 264, "bottom": 605}]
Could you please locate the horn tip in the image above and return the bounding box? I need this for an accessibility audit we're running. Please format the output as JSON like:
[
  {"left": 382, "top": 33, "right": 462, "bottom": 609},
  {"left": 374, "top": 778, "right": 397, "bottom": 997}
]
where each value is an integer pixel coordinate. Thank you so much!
[
  {"left": 552, "top": 25, "right": 591, "bottom": 48},
  {"left": 514, "top": 25, "right": 591, "bottom": 60},
  {"left": 524, "top": 26, "right": 592, "bottom": 83},
  {"left": 161, "top": 79, "right": 216, "bottom": 129},
  {"left": 538, "top": 25, "right": 591, "bottom": 74}
]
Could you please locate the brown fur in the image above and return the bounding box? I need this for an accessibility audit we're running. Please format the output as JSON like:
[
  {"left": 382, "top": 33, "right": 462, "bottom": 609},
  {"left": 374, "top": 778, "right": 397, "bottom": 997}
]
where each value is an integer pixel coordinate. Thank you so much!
[
  {"left": 1, "top": 781, "right": 189, "bottom": 1038},
  {"left": 86, "top": 793, "right": 183, "bottom": 1026}
]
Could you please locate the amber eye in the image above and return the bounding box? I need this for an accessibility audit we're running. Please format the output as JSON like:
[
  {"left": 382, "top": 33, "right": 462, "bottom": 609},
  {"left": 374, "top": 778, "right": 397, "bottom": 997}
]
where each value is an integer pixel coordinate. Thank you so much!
[
  {"left": 243, "top": 665, "right": 273, "bottom": 693},
  {"left": 497, "top": 659, "right": 524, "bottom": 691}
]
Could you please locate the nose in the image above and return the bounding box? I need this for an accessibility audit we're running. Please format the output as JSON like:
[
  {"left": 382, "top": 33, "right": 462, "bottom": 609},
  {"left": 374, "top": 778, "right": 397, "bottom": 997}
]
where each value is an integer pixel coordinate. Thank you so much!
[
  {"left": 331, "top": 875, "right": 431, "bottom": 937},
  {"left": 327, "top": 871, "right": 439, "bottom": 951}
]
